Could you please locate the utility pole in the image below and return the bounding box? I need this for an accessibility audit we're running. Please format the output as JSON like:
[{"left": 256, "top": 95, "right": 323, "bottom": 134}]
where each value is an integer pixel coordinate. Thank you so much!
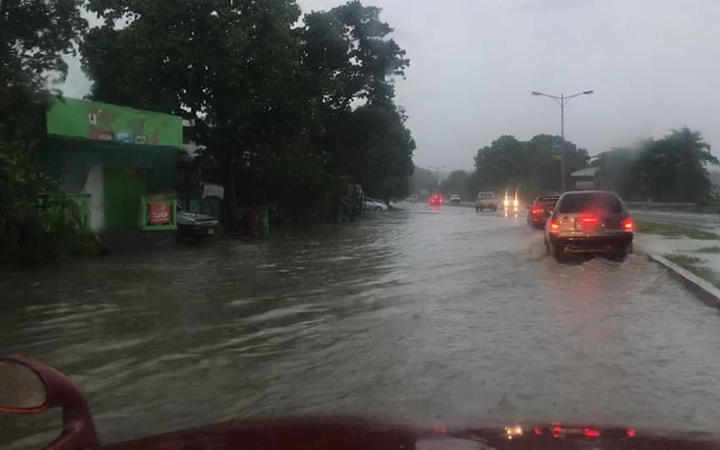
[
  {"left": 531, "top": 90, "right": 593, "bottom": 192},
  {"left": 427, "top": 165, "right": 446, "bottom": 188}
]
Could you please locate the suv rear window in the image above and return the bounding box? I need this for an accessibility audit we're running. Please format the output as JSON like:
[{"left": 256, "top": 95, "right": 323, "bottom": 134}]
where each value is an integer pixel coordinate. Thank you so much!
[
  {"left": 557, "top": 193, "right": 623, "bottom": 214},
  {"left": 538, "top": 197, "right": 559, "bottom": 209}
]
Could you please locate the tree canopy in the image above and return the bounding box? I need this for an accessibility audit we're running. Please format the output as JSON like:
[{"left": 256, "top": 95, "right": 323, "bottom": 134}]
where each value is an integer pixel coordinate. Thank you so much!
[
  {"left": 82, "top": 0, "right": 415, "bottom": 218},
  {"left": 0, "top": 0, "right": 91, "bottom": 261},
  {"left": 474, "top": 134, "right": 589, "bottom": 198},
  {"left": 594, "top": 127, "right": 718, "bottom": 201},
  {"left": 0, "top": 0, "right": 86, "bottom": 142}
]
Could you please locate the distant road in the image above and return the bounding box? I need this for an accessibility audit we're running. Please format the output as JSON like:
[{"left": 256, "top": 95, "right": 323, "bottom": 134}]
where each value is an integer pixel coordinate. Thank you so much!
[{"left": 631, "top": 209, "right": 720, "bottom": 231}]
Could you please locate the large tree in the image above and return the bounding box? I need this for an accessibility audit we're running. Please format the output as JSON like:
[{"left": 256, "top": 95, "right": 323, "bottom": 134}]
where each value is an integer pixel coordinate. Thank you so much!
[
  {"left": 0, "top": 0, "right": 86, "bottom": 142},
  {"left": 302, "top": 1, "right": 414, "bottom": 200},
  {"left": 595, "top": 128, "right": 718, "bottom": 201},
  {"left": 302, "top": 0, "right": 409, "bottom": 111},
  {"left": 83, "top": 0, "right": 311, "bottom": 224},
  {"left": 82, "top": 0, "right": 415, "bottom": 221},
  {"left": 0, "top": 0, "right": 88, "bottom": 260},
  {"left": 325, "top": 104, "right": 415, "bottom": 200}
]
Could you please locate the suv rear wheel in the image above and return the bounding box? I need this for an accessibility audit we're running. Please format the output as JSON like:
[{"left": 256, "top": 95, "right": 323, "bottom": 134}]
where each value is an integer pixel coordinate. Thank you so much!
[
  {"left": 613, "top": 242, "right": 633, "bottom": 259},
  {"left": 546, "top": 240, "right": 562, "bottom": 257}
]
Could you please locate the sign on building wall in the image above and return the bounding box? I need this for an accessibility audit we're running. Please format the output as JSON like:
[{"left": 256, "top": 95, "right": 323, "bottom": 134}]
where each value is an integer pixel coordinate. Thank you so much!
[
  {"left": 46, "top": 97, "right": 183, "bottom": 148},
  {"left": 149, "top": 203, "right": 172, "bottom": 225}
]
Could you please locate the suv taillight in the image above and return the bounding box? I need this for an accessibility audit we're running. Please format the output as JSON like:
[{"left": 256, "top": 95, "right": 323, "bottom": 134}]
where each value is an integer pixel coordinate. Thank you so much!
[
  {"left": 622, "top": 217, "right": 635, "bottom": 232},
  {"left": 549, "top": 218, "right": 560, "bottom": 233}
]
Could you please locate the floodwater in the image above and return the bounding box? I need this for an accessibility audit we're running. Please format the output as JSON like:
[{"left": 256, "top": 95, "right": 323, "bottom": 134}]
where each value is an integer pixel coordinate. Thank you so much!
[{"left": 2, "top": 204, "right": 720, "bottom": 448}]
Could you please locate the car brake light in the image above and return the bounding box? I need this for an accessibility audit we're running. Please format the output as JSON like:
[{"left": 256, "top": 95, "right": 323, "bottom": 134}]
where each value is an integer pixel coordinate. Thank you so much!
[
  {"left": 626, "top": 429, "right": 636, "bottom": 438},
  {"left": 532, "top": 207, "right": 543, "bottom": 215},
  {"left": 622, "top": 217, "right": 635, "bottom": 232},
  {"left": 549, "top": 219, "right": 560, "bottom": 232},
  {"left": 583, "top": 427, "right": 600, "bottom": 439},
  {"left": 551, "top": 425, "right": 563, "bottom": 438},
  {"left": 577, "top": 213, "right": 600, "bottom": 228}
]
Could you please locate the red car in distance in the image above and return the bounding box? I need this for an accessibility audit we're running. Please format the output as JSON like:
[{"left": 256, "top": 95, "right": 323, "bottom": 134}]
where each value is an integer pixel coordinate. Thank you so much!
[
  {"left": 428, "top": 193, "right": 443, "bottom": 206},
  {"left": 527, "top": 194, "right": 560, "bottom": 228}
]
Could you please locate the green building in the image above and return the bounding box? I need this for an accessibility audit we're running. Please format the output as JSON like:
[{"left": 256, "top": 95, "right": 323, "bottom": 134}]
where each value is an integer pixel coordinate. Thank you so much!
[{"left": 36, "top": 97, "right": 182, "bottom": 233}]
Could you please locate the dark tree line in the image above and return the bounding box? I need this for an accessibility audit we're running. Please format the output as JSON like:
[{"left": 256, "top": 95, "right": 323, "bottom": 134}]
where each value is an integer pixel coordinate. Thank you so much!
[
  {"left": 593, "top": 127, "right": 718, "bottom": 202},
  {"left": 460, "top": 128, "right": 718, "bottom": 203},
  {"left": 473, "top": 134, "right": 589, "bottom": 199}
]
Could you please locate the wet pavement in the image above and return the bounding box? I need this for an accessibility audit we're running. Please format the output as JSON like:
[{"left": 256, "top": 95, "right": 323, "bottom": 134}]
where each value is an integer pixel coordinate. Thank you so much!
[{"left": 2, "top": 204, "right": 720, "bottom": 448}]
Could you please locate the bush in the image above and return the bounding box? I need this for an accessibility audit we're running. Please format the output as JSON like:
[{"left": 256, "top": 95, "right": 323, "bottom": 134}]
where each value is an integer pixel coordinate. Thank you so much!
[{"left": 0, "top": 143, "right": 99, "bottom": 263}]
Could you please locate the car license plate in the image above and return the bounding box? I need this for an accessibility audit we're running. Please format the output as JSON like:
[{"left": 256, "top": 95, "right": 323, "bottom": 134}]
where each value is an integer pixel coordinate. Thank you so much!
[{"left": 208, "top": 229, "right": 215, "bottom": 235}]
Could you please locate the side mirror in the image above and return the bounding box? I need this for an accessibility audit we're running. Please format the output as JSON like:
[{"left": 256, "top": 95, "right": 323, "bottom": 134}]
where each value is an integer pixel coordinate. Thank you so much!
[
  {"left": 0, "top": 356, "right": 98, "bottom": 450},
  {"left": 0, "top": 360, "right": 47, "bottom": 412}
]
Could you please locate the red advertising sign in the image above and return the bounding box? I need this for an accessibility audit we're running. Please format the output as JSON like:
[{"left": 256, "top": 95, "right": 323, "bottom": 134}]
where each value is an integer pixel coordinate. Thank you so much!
[{"left": 149, "top": 203, "right": 171, "bottom": 225}]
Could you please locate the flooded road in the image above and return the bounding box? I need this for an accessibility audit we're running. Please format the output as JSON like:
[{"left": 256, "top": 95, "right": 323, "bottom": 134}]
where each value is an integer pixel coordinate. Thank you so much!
[{"left": 3, "top": 204, "right": 720, "bottom": 448}]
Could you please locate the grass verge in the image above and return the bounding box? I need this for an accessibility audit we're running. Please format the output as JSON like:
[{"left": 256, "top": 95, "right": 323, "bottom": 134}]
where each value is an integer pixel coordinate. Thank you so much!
[
  {"left": 664, "top": 253, "right": 720, "bottom": 288},
  {"left": 696, "top": 246, "right": 720, "bottom": 254},
  {"left": 636, "top": 221, "right": 720, "bottom": 240},
  {"left": 630, "top": 203, "right": 720, "bottom": 214}
]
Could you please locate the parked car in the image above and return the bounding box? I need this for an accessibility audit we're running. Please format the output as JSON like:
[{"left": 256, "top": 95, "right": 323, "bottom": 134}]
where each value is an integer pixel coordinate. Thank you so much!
[
  {"left": 370, "top": 198, "right": 389, "bottom": 211},
  {"left": 176, "top": 208, "right": 219, "bottom": 243},
  {"left": 475, "top": 191, "right": 498, "bottom": 211},
  {"left": 527, "top": 194, "right": 560, "bottom": 228},
  {"left": 545, "top": 191, "right": 635, "bottom": 259},
  {"left": 364, "top": 197, "right": 388, "bottom": 211},
  {"left": 449, "top": 194, "right": 462, "bottom": 205}
]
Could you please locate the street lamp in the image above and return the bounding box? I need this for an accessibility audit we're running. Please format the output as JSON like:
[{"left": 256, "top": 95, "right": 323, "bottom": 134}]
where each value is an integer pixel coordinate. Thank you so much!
[
  {"left": 426, "top": 165, "right": 446, "bottom": 188},
  {"left": 531, "top": 89, "right": 594, "bottom": 191}
]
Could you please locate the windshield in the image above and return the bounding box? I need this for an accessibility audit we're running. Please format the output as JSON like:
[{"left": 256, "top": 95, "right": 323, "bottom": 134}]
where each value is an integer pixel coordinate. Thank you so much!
[
  {"left": 558, "top": 193, "right": 624, "bottom": 214},
  {"left": 4, "top": 0, "right": 720, "bottom": 449}
]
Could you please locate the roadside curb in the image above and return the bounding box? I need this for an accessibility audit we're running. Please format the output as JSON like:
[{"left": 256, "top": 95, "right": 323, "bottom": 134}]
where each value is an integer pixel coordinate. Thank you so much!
[{"left": 648, "top": 254, "right": 720, "bottom": 308}]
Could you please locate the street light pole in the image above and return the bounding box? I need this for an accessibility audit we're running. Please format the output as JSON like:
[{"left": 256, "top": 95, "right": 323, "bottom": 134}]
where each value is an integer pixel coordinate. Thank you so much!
[
  {"left": 531, "top": 90, "right": 593, "bottom": 192},
  {"left": 560, "top": 93, "right": 564, "bottom": 140},
  {"left": 427, "top": 165, "right": 446, "bottom": 188},
  {"left": 560, "top": 93, "right": 565, "bottom": 191}
]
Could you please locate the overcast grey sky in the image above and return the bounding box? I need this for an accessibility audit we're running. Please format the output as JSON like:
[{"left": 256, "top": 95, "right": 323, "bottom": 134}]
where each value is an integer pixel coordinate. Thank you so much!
[{"left": 61, "top": 0, "right": 720, "bottom": 171}]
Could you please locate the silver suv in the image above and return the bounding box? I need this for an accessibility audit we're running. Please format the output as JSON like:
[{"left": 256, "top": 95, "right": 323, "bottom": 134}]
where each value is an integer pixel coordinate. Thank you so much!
[{"left": 545, "top": 191, "right": 635, "bottom": 259}]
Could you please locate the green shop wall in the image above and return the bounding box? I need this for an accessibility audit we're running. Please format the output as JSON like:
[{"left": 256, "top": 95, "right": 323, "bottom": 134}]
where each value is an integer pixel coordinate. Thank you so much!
[
  {"left": 39, "top": 97, "right": 183, "bottom": 232},
  {"left": 46, "top": 97, "right": 183, "bottom": 148},
  {"left": 104, "top": 167, "right": 148, "bottom": 230},
  {"left": 35, "top": 139, "right": 180, "bottom": 231}
]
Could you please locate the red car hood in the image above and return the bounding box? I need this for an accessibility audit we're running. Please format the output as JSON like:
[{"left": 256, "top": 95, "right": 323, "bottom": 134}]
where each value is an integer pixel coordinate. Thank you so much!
[{"left": 98, "top": 416, "right": 720, "bottom": 450}]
